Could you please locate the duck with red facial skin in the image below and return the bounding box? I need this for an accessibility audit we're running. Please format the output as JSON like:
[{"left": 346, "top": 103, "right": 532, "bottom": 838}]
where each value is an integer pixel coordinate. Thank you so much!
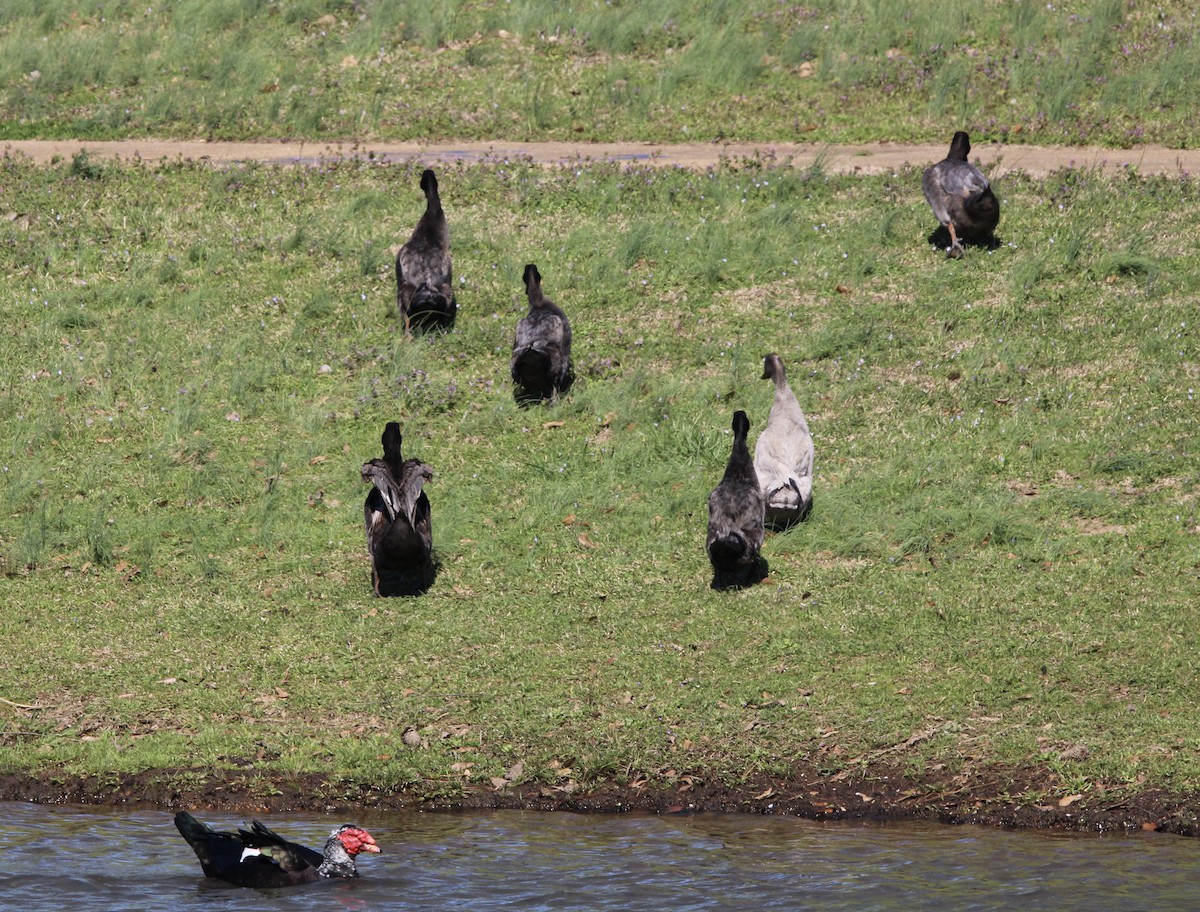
[{"left": 174, "top": 812, "right": 381, "bottom": 888}]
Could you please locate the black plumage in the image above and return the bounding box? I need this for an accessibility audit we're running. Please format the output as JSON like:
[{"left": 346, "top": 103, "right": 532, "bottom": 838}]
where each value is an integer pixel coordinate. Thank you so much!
[
  {"left": 362, "top": 421, "right": 435, "bottom": 596},
  {"left": 396, "top": 169, "right": 456, "bottom": 332},
  {"left": 173, "top": 811, "right": 380, "bottom": 888},
  {"left": 922, "top": 131, "right": 1000, "bottom": 258},
  {"left": 706, "top": 410, "right": 766, "bottom": 588},
  {"left": 511, "top": 263, "right": 573, "bottom": 403}
]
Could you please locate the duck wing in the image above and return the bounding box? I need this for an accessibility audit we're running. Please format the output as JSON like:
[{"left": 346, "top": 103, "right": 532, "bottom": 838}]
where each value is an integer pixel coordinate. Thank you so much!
[
  {"left": 396, "top": 459, "right": 434, "bottom": 529},
  {"left": 174, "top": 812, "right": 322, "bottom": 888},
  {"left": 924, "top": 159, "right": 990, "bottom": 216},
  {"left": 397, "top": 239, "right": 452, "bottom": 292},
  {"left": 512, "top": 308, "right": 572, "bottom": 395},
  {"left": 706, "top": 486, "right": 765, "bottom": 569},
  {"left": 239, "top": 820, "right": 324, "bottom": 874},
  {"left": 174, "top": 811, "right": 247, "bottom": 879},
  {"left": 362, "top": 458, "right": 403, "bottom": 522},
  {"left": 364, "top": 458, "right": 435, "bottom": 596}
]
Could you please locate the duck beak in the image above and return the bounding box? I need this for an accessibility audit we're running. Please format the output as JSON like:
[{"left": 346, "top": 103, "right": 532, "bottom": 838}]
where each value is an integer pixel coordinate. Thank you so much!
[{"left": 362, "top": 842, "right": 382, "bottom": 854}]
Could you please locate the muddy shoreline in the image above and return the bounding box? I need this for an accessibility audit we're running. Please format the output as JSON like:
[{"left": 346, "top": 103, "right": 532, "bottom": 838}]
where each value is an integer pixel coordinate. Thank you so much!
[{"left": 3, "top": 767, "right": 1195, "bottom": 836}]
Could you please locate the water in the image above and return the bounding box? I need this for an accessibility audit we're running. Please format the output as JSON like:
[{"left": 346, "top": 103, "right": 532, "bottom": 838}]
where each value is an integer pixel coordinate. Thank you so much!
[{"left": 0, "top": 802, "right": 1195, "bottom": 910}]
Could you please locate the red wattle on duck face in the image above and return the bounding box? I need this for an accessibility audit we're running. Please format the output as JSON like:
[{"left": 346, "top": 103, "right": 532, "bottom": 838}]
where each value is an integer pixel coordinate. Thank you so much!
[{"left": 341, "top": 828, "right": 381, "bottom": 855}]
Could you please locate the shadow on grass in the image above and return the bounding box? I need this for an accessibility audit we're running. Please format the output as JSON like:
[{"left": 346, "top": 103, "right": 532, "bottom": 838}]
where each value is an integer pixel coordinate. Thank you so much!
[
  {"left": 512, "top": 369, "right": 575, "bottom": 408},
  {"left": 371, "top": 555, "right": 442, "bottom": 598},
  {"left": 926, "top": 226, "right": 1002, "bottom": 256},
  {"left": 710, "top": 556, "right": 769, "bottom": 592},
  {"left": 407, "top": 308, "right": 458, "bottom": 335}
]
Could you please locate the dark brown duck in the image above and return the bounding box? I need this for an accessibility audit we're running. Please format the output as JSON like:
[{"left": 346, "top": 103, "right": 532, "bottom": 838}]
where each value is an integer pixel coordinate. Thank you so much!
[
  {"left": 511, "top": 263, "right": 574, "bottom": 403},
  {"left": 706, "top": 410, "right": 766, "bottom": 588},
  {"left": 396, "top": 169, "right": 457, "bottom": 331},
  {"left": 922, "top": 131, "right": 1000, "bottom": 258},
  {"left": 361, "top": 421, "right": 435, "bottom": 596}
]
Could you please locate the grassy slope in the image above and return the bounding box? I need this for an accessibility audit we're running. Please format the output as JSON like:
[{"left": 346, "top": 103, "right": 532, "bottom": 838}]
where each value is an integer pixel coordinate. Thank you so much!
[
  {"left": 1, "top": 153, "right": 1197, "bottom": 808},
  {"left": 1, "top": 0, "right": 1200, "bottom": 147}
]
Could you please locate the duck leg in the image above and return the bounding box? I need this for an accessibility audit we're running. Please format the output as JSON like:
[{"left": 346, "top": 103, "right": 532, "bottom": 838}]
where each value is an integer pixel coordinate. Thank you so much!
[{"left": 946, "top": 220, "right": 964, "bottom": 259}]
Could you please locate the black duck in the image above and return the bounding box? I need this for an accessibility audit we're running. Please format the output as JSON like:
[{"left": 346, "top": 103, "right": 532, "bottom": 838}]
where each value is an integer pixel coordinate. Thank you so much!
[
  {"left": 511, "top": 263, "right": 573, "bottom": 403},
  {"left": 174, "top": 812, "right": 380, "bottom": 888},
  {"left": 362, "top": 421, "right": 435, "bottom": 596},
  {"left": 396, "top": 169, "right": 456, "bottom": 331},
  {"left": 706, "top": 410, "right": 766, "bottom": 588}
]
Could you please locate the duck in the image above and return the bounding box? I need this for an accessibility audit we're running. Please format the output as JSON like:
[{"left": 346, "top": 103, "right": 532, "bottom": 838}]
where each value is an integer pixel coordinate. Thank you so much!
[
  {"left": 173, "top": 811, "right": 380, "bottom": 888},
  {"left": 361, "top": 421, "right": 435, "bottom": 596},
  {"left": 706, "top": 410, "right": 766, "bottom": 588},
  {"left": 921, "top": 131, "right": 1000, "bottom": 258},
  {"left": 396, "top": 169, "right": 456, "bottom": 332},
  {"left": 753, "top": 353, "right": 814, "bottom": 528},
  {"left": 511, "top": 263, "right": 574, "bottom": 403}
]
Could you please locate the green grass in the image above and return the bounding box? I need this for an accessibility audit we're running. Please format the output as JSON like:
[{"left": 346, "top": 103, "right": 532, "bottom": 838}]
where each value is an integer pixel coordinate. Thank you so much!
[
  {"left": 0, "top": 153, "right": 1197, "bottom": 807},
  {"left": 1, "top": 0, "right": 1200, "bottom": 146}
]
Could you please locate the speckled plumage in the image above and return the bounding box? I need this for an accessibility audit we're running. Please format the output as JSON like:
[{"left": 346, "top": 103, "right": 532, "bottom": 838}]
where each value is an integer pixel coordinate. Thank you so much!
[{"left": 706, "top": 410, "right": 765, "bottom": 587}]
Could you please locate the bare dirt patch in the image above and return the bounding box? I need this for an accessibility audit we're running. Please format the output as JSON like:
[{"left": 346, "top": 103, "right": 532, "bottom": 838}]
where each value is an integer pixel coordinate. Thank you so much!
[
  {"left": 6, "top": 139, "right": 1200, "bottom": 177},
  {"left": 1071, "top": 517, "right": 1130, "bottom": 536}
]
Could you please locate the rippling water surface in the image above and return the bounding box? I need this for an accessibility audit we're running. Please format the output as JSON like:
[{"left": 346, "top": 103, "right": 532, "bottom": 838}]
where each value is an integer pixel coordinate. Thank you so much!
[{"left": 1, "top": 802, "right": 1196, "bottom": 911}]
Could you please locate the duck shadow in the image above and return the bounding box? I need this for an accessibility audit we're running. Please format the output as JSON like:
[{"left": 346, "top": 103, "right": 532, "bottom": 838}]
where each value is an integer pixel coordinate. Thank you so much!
[
  {"left": 512, "top": 370, "right": 575, "bottom": 408},
  {"left": 766, "top": 495, "right": 813, "bottom": 532},
  {"left": 926, "top": 227, "right": 1001, "bottom": 255},
  {"left": 373, "top": 557, "right": 441, "bottom": 597},
  {"left": 710, "top": 556, "right": 769, "bottom": 592},
  {"left": 407, "top": 310, "right": 457, "bottom": 335}
]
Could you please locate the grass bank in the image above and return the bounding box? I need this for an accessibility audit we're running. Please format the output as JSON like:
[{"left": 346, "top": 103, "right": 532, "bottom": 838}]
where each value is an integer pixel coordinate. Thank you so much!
[
  {"left": 0, "top": 151, "right": 1197, "bottom": 821},
  {"left": 2, "top": 1, "right": 1200, "bottom": 147}
]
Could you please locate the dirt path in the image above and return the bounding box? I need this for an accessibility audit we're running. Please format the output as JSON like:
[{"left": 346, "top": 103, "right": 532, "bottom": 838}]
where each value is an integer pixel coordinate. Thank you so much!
[{"left": 5, "top": 138, "right": 1199, "bottom": 177}]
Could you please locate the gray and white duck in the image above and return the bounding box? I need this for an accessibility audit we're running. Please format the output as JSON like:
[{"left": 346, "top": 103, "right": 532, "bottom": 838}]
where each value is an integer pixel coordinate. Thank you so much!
[{"left": 753, "top": 353, "right": 814, "bottom": 528}]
